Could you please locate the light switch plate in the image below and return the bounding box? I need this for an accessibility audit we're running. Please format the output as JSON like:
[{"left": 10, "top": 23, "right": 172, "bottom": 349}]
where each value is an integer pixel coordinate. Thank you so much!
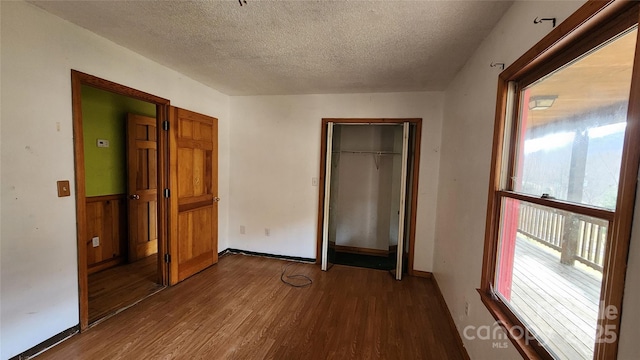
[
  {"left": 92, "top": 237, "right": 100, "bottom": 247},
  {"left": 57, "top": 180, "right": 71, "bottom": 197}
]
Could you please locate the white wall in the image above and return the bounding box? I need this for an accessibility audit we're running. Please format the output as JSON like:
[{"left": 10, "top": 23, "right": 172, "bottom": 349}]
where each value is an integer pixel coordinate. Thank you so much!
[
  {"left": 431, "top": 1, "right": 640, "bottom": 359},
  {"left": 0, "top": 2, "right": 230, "bottom": 359},
  {"left": 333, "top": 125, "right": 401, "bottom": 251},
  {"left": 618, "top": 188, "right": 640, "bottom": 359},
  {"left": 229, "top": 92, "right": 443, "bottom": 271}
]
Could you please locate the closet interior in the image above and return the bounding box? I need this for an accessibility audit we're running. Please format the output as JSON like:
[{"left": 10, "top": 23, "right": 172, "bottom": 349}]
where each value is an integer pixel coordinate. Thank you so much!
[{"left": 321, "top": 121, "right": 418, "bottom": 278}]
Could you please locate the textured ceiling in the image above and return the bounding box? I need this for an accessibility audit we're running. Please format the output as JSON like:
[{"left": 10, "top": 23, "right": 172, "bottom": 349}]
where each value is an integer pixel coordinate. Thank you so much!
[{"left": 30, "top": 0, "right": 512, "bottom": 96}]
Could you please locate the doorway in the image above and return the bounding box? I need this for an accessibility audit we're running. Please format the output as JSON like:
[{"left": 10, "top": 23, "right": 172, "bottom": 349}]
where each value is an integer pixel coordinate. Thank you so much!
[
  {"left": 81, "top": 86, "right": 163, "bottom": 324},
  {"left": 72, "top": 71, "right": 221, "bottom": 330},
  {"left": 316, "top": 119, "right": 422, "bottom": 279},
  {"left": 71, "top": 71, "right": 171, "bottom": 330}
]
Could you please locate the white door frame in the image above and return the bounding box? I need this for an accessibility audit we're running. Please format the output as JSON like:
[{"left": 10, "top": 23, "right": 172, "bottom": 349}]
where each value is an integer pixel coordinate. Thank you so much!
[{"left": 321, "top": 122, "right": 334, "bottom": 271}]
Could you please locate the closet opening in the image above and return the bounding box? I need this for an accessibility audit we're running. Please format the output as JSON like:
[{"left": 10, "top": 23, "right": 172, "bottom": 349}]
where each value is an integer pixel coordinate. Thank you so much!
[{"left": 317, "top": 119, "right": 422, "bottom": 279}]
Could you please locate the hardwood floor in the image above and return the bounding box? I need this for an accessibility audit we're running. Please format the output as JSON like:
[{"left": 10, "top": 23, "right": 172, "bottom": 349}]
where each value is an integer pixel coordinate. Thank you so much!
[
  {"left": 40, "top": 254, "right": 467, "bottom": 359},
  {"left": 88, "top": 254, "right": 163, "bottom": 324}
]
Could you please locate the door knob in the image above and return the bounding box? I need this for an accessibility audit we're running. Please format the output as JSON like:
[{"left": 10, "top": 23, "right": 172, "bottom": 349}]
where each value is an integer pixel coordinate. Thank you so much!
[
  {"left": 130, "top": 194, "right": 140, "bottom": 200},
  {"left": 213, "top": 197, "right": 221, "bottom": 202}
]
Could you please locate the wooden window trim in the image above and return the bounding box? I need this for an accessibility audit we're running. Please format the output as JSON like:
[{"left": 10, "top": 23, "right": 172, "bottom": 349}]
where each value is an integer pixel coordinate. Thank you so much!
[
  {"left": 478, "top": 290, "right": 554, "bottom": 360},
  {"left": 480, "top": 1, "right": 640, "bottom": 359},
  {"left": 497, "top": 191, "right": 615, "bottom": 222}
]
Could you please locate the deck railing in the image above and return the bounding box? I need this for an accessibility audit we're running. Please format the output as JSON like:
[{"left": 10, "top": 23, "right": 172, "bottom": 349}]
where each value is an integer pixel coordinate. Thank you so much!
[{"left": 517, "top": 203, "right": 607, "bottom": 271}]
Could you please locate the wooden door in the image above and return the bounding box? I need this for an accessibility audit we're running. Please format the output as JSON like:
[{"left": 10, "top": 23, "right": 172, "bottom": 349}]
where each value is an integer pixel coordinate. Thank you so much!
[
  {"left": 169, "top": 107, "right": 218, "bottom": 285},
  {"left": 126, "top": 114, "right": 159, "bottom": 262}
]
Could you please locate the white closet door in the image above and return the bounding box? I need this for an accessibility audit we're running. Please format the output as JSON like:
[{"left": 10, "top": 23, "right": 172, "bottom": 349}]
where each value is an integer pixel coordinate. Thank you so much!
[
  {"left": 321, "top": 122, "right": 334, "bottom": 271},
  {"left": 395, "top": 122, "right": 410, "bottom": 280}
]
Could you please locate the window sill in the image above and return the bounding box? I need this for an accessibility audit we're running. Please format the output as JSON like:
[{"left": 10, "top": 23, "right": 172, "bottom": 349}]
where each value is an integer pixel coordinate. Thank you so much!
[{"left": 476, "top": 289, "right": 551, "bottom": 360}]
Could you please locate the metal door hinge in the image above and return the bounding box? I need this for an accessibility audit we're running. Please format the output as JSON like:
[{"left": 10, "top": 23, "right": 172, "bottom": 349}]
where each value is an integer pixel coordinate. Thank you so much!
[
  {"left": 164, "top": 189, "right": 170, "bottom": 198},
  {"left": 162, "top": 120, "right": 169, "bottom": 131},
  {"left": 164, "top": 254, "right": 171, "bottom": 263}
]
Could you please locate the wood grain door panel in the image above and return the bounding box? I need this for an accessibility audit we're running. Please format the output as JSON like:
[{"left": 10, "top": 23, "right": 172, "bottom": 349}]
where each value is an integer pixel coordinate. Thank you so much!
[
  {"left": 127, "top": 114, "right": 159, "bottom": 262},
  {"left": 169, "top": 107, "right": 218, "bottom": 285},
  {"left": 176, "top": 207, "right": 214, "bottom": 280}
]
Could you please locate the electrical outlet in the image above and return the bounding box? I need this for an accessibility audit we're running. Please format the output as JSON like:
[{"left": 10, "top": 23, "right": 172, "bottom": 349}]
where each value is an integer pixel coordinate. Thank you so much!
[
  {"left": 92, "top": 236, "right": 100, "bottom": 247},
  {"left": 96, "top": 139, "right": 110, "bottom": 148},
  {"left": 240, "top": 225, "right": 245, "bottom": 234},
  {"left": 312, "top": 177, "right": 319, "bottom": 186},
  {"left": 464, "top": 301, "right": 470, "bottom": 317},
  {"left": 265, "top": 228, "right": 270, "bottom": 236}
]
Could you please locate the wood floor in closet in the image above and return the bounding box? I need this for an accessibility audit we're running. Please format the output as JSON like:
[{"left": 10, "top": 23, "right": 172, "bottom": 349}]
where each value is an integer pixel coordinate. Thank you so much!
[{"left": 39, "top": 254, "right": 467, "bottom": 360}]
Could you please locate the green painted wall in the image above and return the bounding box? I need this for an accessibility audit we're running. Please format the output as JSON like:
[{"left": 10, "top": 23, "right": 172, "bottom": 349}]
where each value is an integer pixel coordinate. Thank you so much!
[{"left": 82, "top": 85, "right": 156, "bottom": 197}]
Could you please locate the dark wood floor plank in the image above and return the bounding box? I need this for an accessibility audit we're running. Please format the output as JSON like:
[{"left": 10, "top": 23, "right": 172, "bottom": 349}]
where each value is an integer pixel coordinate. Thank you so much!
[
  {"left": 38, "top": 254, "right": 466, "bottom": 360},
  {"left": 88, "top": 254, "right": 163, "bottom": 324}
]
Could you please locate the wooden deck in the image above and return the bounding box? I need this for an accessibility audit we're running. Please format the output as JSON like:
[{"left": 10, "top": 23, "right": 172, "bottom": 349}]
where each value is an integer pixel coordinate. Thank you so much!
[{"left": 511, "top": 235, "right": 602, "bottom": 360}]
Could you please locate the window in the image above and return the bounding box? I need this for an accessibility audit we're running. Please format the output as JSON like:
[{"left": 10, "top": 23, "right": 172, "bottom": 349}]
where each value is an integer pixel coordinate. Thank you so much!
[{"left": 480, "top": 2, "right": 640, "bottom": 359}]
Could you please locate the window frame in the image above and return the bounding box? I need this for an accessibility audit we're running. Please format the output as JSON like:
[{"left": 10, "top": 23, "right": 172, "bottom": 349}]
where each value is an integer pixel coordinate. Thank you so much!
[{"left": 479, "top": 1, "right": 640, "bottom": 359}]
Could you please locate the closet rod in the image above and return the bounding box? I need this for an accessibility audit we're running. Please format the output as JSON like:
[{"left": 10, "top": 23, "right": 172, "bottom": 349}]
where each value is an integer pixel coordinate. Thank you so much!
[
  {"left": 332, "top": 150, "right": 400, "bottom": 155},
  {"left": 333, "top": 123, "right": 402, "bottom": 126}
]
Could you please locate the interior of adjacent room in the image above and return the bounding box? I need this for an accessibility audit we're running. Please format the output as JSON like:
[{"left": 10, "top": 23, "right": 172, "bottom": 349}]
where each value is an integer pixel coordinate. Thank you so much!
[{"left": 80, "top": 85, "right": 164, "bottom": 325}]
